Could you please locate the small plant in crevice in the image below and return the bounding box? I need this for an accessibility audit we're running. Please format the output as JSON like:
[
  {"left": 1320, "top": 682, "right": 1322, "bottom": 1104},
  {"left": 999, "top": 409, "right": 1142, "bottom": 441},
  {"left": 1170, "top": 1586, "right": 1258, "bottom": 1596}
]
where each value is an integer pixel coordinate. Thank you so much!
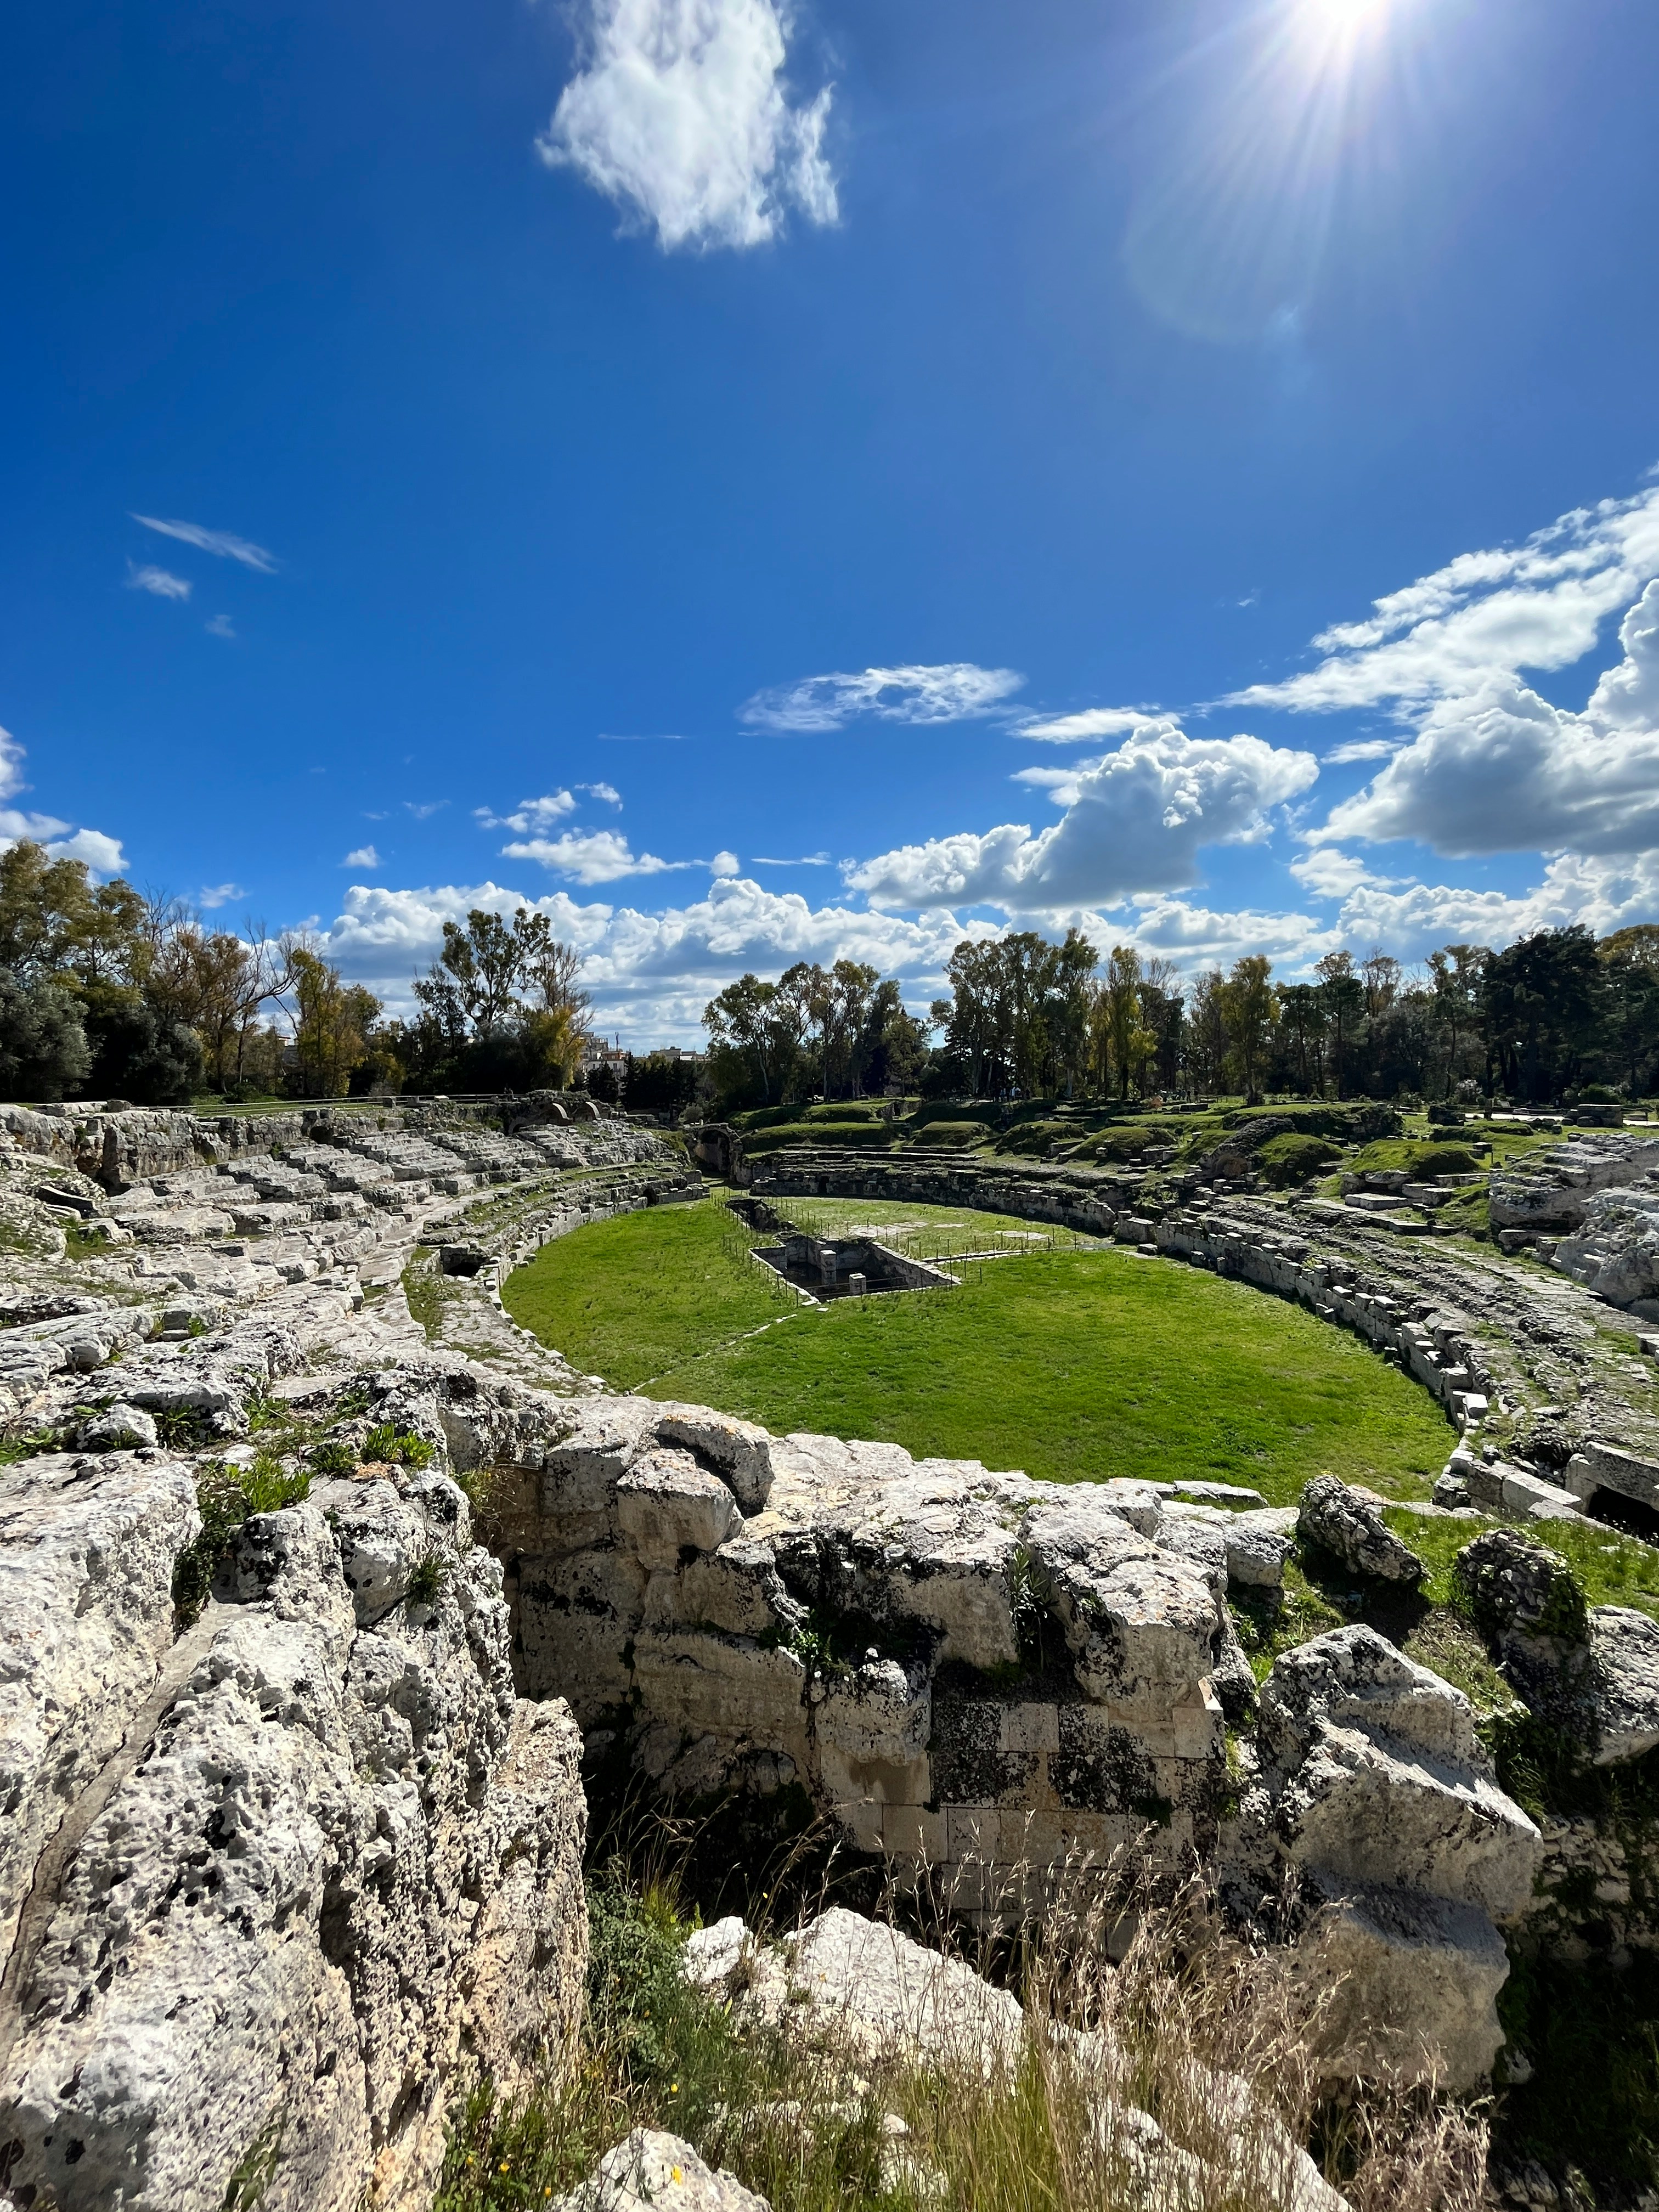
[
  {"left": 0, "top": 1425, "right": 63, "bottom": 1465},
  {"left": 308, "top": 1439, "right": 358, "bottom": 1476},
  {"left": 154, "top": 1404, "right": 215, "bottom": 1449},
  {"left": 406, "top": 1548, "right": 451, "bottom": 1607},
  {"left": 362, "top": 1423, "right": 435, "bottom": 1468},
  {"left": 171, "top": 1456, "right": 312, "bottom": 1626}
]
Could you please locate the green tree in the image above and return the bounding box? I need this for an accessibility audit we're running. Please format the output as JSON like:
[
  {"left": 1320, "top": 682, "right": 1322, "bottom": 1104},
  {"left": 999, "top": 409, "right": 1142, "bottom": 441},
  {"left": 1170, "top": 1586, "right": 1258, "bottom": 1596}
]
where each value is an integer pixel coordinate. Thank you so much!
[{"left": 1220, "top": 955, "right": 1278, "bottom": 1104}]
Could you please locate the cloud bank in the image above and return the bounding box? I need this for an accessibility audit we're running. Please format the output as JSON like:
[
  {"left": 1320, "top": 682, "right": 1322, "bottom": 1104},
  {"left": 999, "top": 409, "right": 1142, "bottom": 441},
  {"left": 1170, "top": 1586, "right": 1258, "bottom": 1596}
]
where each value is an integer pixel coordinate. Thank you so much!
[{"left": 538, "top": 0, "right": 837, "bottom": 252}]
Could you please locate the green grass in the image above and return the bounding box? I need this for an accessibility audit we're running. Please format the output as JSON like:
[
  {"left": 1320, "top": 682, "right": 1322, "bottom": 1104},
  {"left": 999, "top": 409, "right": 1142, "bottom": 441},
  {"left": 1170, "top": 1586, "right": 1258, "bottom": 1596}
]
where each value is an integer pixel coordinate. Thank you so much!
[
  {"left": 502, "top": 1198, "right": 798, "bottom": 1390},
  {"left": 507, "top": 1200, "right": 1455, "bottom": 1498},
  {"left": 1383, "top": 1506, "right": 1659, "bottom": 1621}
]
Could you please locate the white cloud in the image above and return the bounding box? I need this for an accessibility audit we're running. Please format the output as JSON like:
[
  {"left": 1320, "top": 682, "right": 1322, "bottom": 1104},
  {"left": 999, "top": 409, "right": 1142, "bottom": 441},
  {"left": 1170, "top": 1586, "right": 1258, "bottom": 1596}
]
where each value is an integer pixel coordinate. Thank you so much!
[
  {"left": 205, "top": 614, "right": 236, "bottom": 639},
  {"left": 475, "top": 792, "right": 576, "bottom": 832},
  {"left": 198, "top": 882, "right": 245, "bottom": 910},
  {"left": 579, "top": 781, "right": 624, "bottom": 806},
  {"left": 41, "top": 829, "right": 127, "bottom": 875},
  {"left": 1323, "top": 737, "right": 1398, "bottom": 764},
  {"left": 1318, "top": 579, "right": 1659, "bottom": 859},
  {"left": 343, "top": 846, "right": 381, "bottom": 870},
  {"left": 312, "top": 874, "right": 975, "bottom": 1041},
  {"left": 1231, "top": 483, "right": 1659, "bottom": 714},
  {"left": 502, "top": 828, "right": 683, "bottom": 883},
  {"left": 0, "top": 728, "right": 125, "bottom": 877},
  {"left": 743, "top": 662, "right": 1024, "bottom": 732},
  {"left": 710, "top": 849, "right": 740, "bottom": 876},
  {"left": 537, "top": 0, "right": 837, "bottom": 252},
  {"left": 751, "top": 850, "right": 831, "bottom": 865},
  {"left": 1015, "top": 707, "right": 1155, "bottom": 744},
  {"left": 125, "top": 562, "right": 191, "bottom": 601},
  {"left": 847, "top": 722, "right": 1319, "bottom": 914},
  {"left": 131, "top": 515, "right": 278, "bottom": 572},
  {"left": 404, "top": 800, "right": 448, "bottom": 820}
]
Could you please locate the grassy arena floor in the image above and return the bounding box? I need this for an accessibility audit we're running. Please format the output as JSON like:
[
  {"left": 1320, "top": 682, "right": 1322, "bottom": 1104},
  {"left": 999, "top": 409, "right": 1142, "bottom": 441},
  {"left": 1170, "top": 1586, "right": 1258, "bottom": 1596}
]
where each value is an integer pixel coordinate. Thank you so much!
[{"left": 504, "top": 1197, "right": 1454, "bottom": 1502}]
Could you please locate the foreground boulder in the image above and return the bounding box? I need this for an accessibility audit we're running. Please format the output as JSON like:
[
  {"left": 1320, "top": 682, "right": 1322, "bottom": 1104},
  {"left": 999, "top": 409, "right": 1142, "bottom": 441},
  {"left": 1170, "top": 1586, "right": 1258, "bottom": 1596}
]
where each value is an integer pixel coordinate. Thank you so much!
[
  {"left": 1252, "top": 1625, "right": 1541, "bottom": 2086},
  {"left": 554, "top": 2131, "right": 770, "bottom": 2212},
  {"left": 0, "top": 1467, "right": 588, "bottom": 2212}
]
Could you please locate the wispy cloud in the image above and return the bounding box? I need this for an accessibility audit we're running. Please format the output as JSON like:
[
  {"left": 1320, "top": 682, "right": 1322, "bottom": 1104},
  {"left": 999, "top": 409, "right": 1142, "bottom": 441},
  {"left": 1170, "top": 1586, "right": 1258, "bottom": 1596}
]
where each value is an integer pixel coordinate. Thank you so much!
[
  {"left": 579, "top": 781, "right": 623, "bottom": 806},
  {"left": 597, "top": 731, "right": 687, "bottom": 742},
  {"left": 752, "top": 850, "right": 831, "bottom": 865},
  {"left": 343, "top": 845, "right": 381, "bottom": 870},
  {"left": 1324, "top": 737, "right": 1398, "bottom": 763},
  {"left": 1229, "top": 483, "right": 1659, "bottom": 715},
  {"left": 744, "top": 662, "right": 1024, "bottom": 733},
  {"left": 404, "top": 799, "right": 448, "bottom": 821},
  {"left": 205, "top": 613, "right": 236, "bottom": 639},
  {"left": 125, "top": 562, "right": 191, "bottom": 601},
  {"left": 537, "top": 0, "right": 837, "bottom": 252},
  {"left": 1015, "top": 706, "right": 1155, "bottom": 744},
  {"left": 131, "top": 515, "right": 278, "bottom": 572},
  {"left": 474, "top": 792, "right": 575, "bottom": 832},
  {"left": 199, "top": 882, "right": 244, "bottom": 909}
]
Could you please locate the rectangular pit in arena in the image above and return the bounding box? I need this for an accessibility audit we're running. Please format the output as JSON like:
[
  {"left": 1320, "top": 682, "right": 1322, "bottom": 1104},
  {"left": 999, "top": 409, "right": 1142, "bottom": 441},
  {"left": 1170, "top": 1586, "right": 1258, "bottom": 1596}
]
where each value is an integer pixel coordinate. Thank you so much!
[{"left": 751, "top": 1226, "right": 958, "bottom": 1301}]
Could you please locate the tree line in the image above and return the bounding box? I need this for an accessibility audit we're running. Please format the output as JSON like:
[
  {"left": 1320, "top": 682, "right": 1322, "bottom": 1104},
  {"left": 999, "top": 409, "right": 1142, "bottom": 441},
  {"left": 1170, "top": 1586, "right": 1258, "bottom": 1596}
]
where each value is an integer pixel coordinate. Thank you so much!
[
  {"left": 0, "top": 845, "right": 601, "bottom": 1106},
  {"left": 704, "top": 922, "right": 1659, "bottom": 1111}
]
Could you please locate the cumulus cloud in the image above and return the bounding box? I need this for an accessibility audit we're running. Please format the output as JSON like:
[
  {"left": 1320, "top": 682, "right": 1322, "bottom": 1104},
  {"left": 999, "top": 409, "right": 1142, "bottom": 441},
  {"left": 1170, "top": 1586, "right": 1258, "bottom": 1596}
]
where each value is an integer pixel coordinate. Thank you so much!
[
  {"left": 847, "top": 722, "right": 1319, "bottom": 914},
  {"left": 743, "top": 662, "right": 1024, "bottom": 732},
  {"left": 342, "top": 846, "right": 381, "bottom": 870},
  {"left": 126, "top": 562, "right": 191, "bottom": 601},
  {"left": 0, "top": 727, "right": 126, "bottom": 876},
  {"left": 131, "top": 515, "right": 278, "bottom": 572},
  {"left": 711, "top": 850, "right": 740, "bottom": 876},
  {"left": 1318, "top": 579, "right": 1659, "bottom": 859},
  {"left": 38, "top": 828, "right": 127, "bottom": 874},
  {"left": 537, "top": 0, "right": 837, "bottom": 252},
  {"left": 579, "top": 781, "right": 624, "bottom": 806},
  {"left": 1016, "top": 707, "right": 1156, "bottom": 744},
  {"left": 475, "top": 792, "right": 577, "bottom": 832},
  {"left": 501, "top": 828, "right": 684, "bottom": 883},
  {"left": 312, "top": 874, "right": 974, "bottom": 1040},
  {"left": 1232, "top": 483, "right": 1659, "bottom": 715}
]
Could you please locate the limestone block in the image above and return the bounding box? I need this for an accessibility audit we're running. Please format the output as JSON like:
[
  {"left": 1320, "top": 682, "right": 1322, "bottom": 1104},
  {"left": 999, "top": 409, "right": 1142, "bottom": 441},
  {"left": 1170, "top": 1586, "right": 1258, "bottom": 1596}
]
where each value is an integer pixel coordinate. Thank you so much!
[
  {"left": 1297, "top": 1476, "right": 1423, "bottom": 1584},
  {"left": 653, "top": 1403, "right": 776, "bottom": 1511},
  {"left": 675, "top": 1535, "right": 802, "bottom": 1639},
  {"left": 1022, "top": 1498, "right": 1217, "bottom": 1703},
  {"left": 325, "top": 1477, "right": 435, "bottom": 1623},
  {"left": 74, "top": 1398, "right": 159, "bottom": 1451},
  {"left": 1259, "top": 1627, "right": 1541, "bottom": 1923},
  {"left": 1298, "top": 1879, "right": 1511, "bottom": 2091},
  {"left": 0, "top": 1449, "right": 199, "bottom": 1962},
  {"left": 1586, "top": 1606, "right": 1659, "bottom": 1764},
  {"left": 554, "top": 2129, "right": 770, "bottom": 2212},
  {"left": 631, "top": 1629, "right": 809, "bottom": 1757},
  {"left": 538, "top": 1397, "right": 659, "bottom": 1516},
  {"left": 814, "top": 1655, "right": 931, "bottom": 1765},
  {"left": 1224, "top": 1509, "right": 1296, "bottom": 1589},
  {"left": 515, "top": 1543, "right": 647, "bottom": 1712},
  {"left": 617, "top": 1447, "right": 741, "bottom": 1570}
]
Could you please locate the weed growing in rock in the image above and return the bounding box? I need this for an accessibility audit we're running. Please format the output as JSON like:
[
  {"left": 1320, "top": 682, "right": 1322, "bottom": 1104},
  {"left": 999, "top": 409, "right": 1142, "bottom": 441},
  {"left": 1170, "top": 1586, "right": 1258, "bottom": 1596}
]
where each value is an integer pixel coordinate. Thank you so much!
[
  {"left": 171, "top": 1455, "right": 312, "bottom": 1624},
  {"left": 362, "top": 1423, "right": 435, "bottom": 1468},
  {"left": 406, "top": 1548, "right": 450, "bottom": 1606},
  {"left": 153, "top": 1404, "right": 214, "bottom": 1449},
  {"left": 309, "top": 1439, "right": 358, "bottom": 1475}
]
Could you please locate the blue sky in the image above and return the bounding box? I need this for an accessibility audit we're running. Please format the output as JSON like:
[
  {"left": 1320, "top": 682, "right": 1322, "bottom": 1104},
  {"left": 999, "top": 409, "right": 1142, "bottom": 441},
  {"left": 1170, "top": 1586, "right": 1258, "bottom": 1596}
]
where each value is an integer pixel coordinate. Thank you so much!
[{"left": 4, "top": 0, "right": 1658, "bottom": 1043}]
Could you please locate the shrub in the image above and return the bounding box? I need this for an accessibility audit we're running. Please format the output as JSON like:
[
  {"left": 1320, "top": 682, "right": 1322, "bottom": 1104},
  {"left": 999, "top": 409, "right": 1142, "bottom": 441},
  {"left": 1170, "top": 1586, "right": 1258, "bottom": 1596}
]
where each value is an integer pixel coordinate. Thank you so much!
[
  {"left": 309, "top": 1440, "right": 358, "bottom": 1476},
  {"left": 0, "top": 969, "right": 90, "bottom": 1102},
  {"left": 362, "top": 1422, "right": 435, "bottom": 1468},
  {"left": 1256, "top": 1133, "right": 1341, "bottom": 1188}
]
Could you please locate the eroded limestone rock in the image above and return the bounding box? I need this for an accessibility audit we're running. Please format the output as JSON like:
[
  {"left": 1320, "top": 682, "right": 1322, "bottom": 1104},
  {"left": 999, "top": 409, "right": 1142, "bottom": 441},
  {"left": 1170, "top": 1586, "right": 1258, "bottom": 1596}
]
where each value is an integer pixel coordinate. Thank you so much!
[
  {"left": 554, "top": 2130, "right": 771, "bottom": 2212},
  {"left": 1296, "top": 1477, "right": 1424, "bottom": 1584}
]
